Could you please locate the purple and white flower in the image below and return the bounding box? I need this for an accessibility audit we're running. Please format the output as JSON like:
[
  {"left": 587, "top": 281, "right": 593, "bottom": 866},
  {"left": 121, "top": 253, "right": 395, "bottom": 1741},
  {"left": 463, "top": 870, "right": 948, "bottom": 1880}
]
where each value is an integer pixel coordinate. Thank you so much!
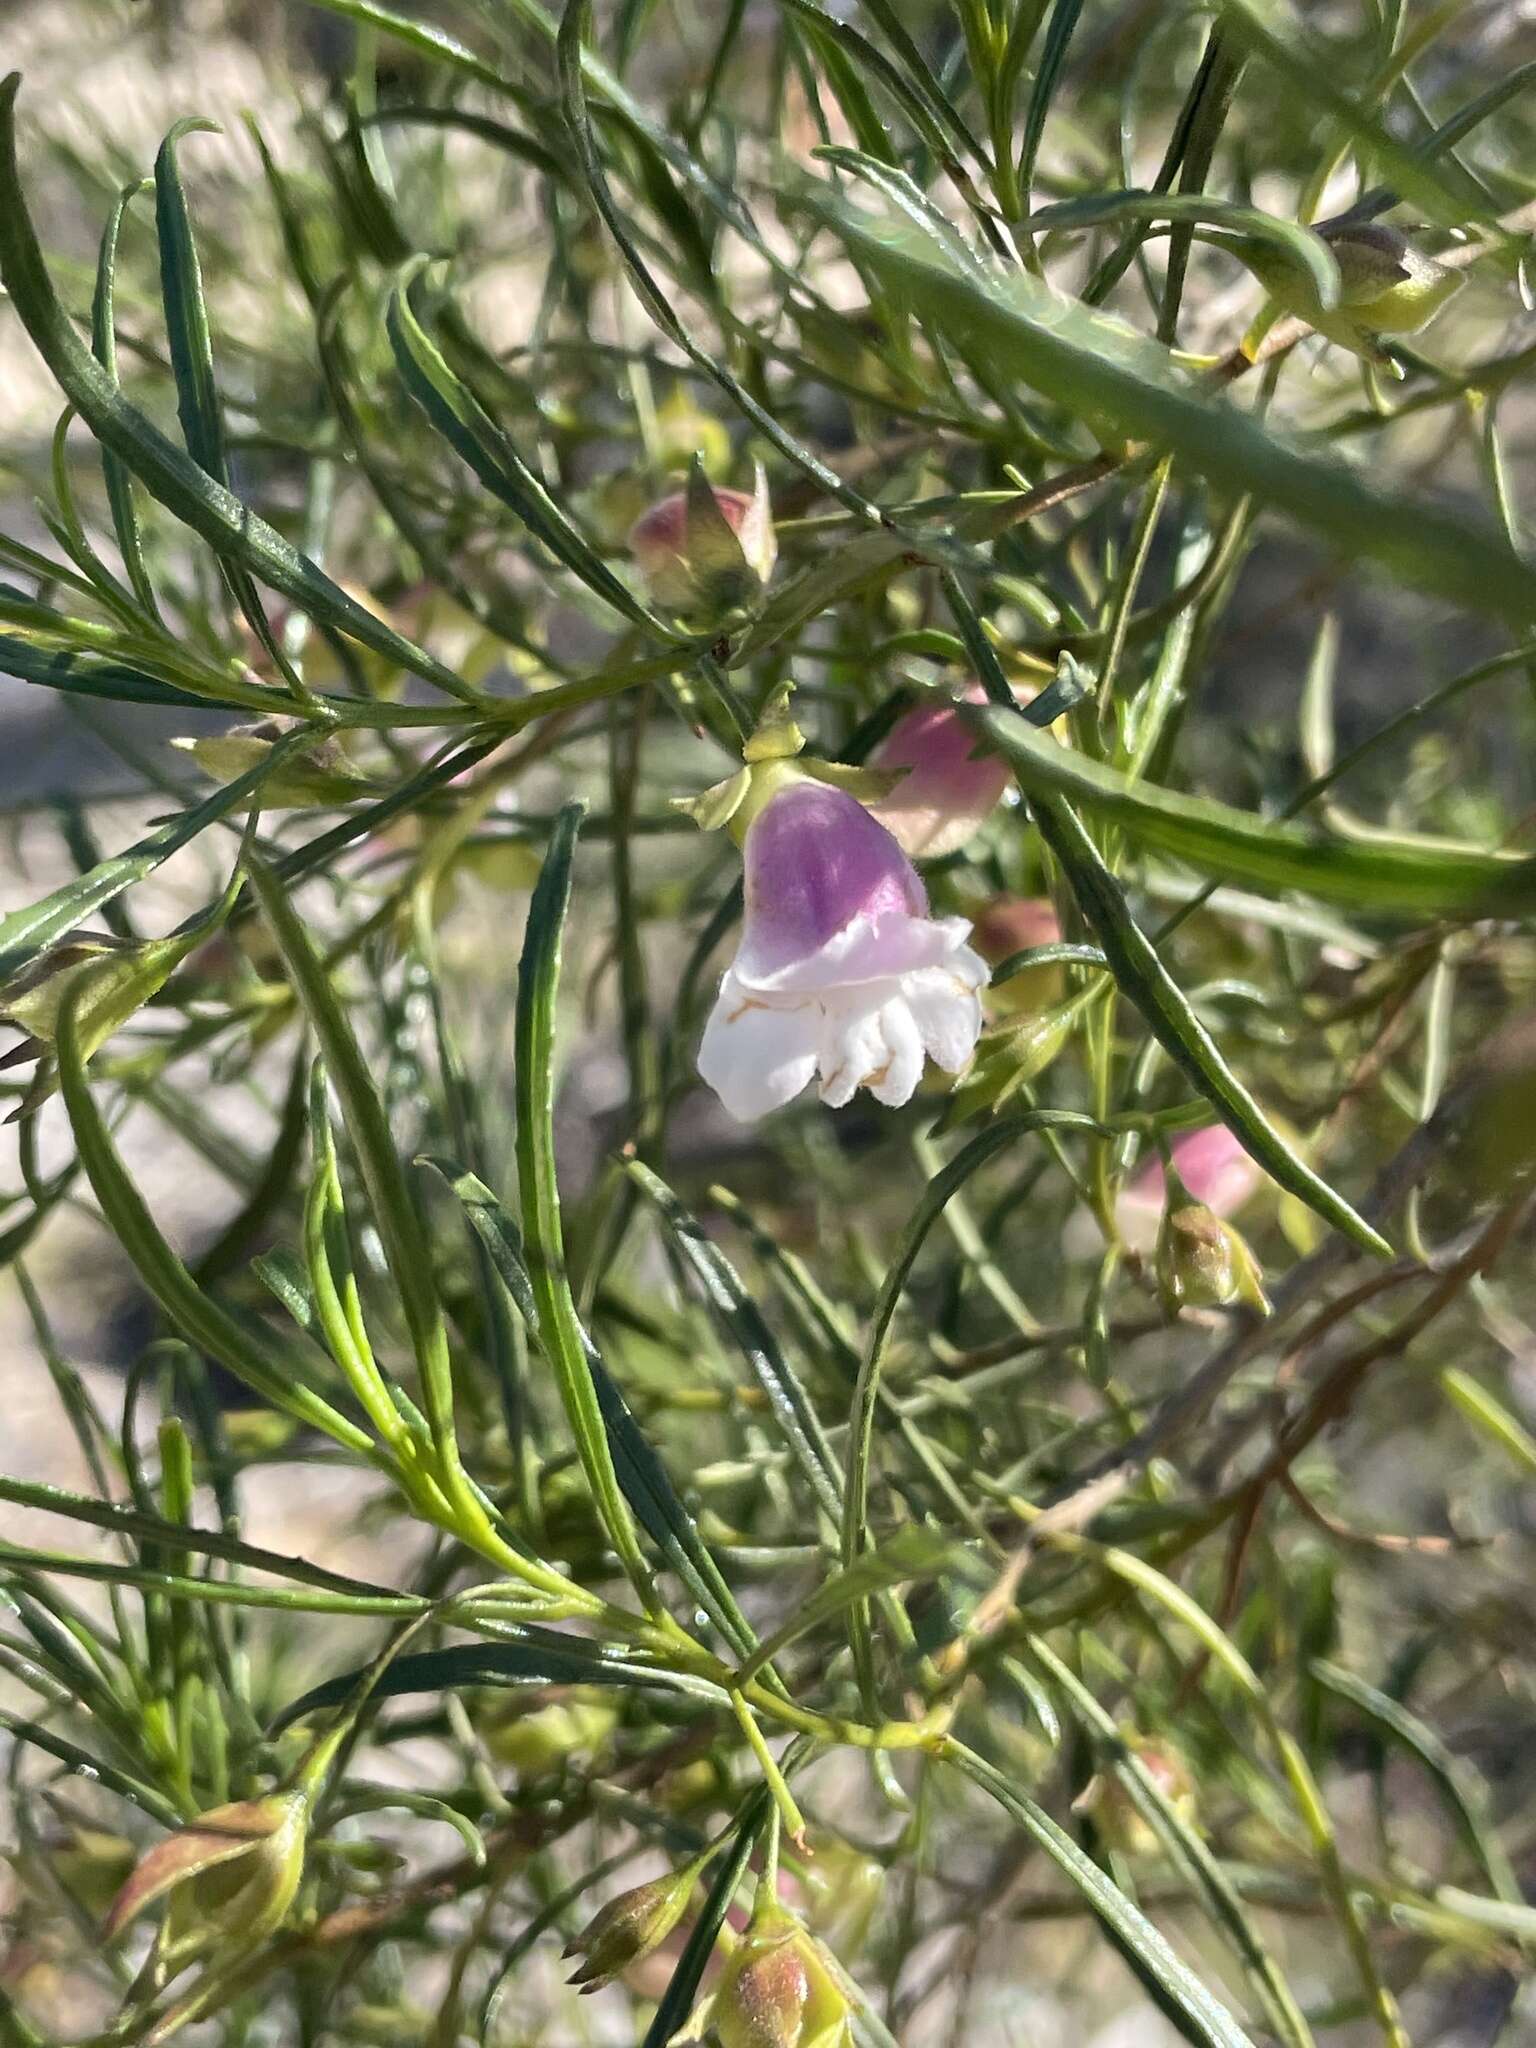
[{"left": 697, "top": 780, "right": 986, "bottom": 1121}]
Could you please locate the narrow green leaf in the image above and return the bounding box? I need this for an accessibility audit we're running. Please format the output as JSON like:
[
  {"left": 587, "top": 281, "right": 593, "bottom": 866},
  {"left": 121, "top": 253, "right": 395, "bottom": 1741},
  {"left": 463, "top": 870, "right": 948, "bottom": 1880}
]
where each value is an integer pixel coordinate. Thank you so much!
[
  {"left": 423, "top": 1158, "right": 758, "bottom": 1659},
  {"left": 0, "top": 1541, "right": 423, "bottom": 1619},
  {"left": 89, "top": 179, "right": 158, "bottom": 616},
  {"left": 1219, "top": 0, "right": 1486, "bottom": 228},
  {"left": 385, "top": 266, "right": 665, "bottom": 632},
  {"left": 733, "top": 1527, "right": 966, "bottom": 1687},
  {"left": 1020, "top": 788, "right": 1391, "bottom": 1254},
  {"left": 1018, "top": 0, "right": 1088, "bottom": 200},
  {"left": 0, "top": 1715, "right": 182, "bottom": 1828},
  {"left": 783, "top": 0, "right": 968, "bottom": 170},
  {"left": 154, "top": 120, "right": 228, "bottom": 480},
  {"left": 1310, "top": 1659, "right": 1522, "bottom": 1907},
  {"left": 1025, "top": 1636, "right": 1315, "bottom": 2048},
  {"left": 807, "top": 188, "right": 1536, "bottom": 625},
  {"left": 270, "top": 1631, "right": 718, "bottom": 1735},
  {"left": 358, "top": 103, "right": 565, "bottom": 180},
  {"left": 0, "top": 635, "right": 255, "bottom": 712},
  {"left": 514, "top": 804, "right": 655, "bottom": 1601},
  {"left": 1441, "top": 1366, "right": 1536, "bottom": 1476},
  {"left": 1030, "top": 190, "right": 1341, "bottom": 310},
  {"left": 55, "top": 983, "right": 377, "bottom": 1456},
  {"left": 154, "top": 118, "right": 305, "bottom": 698},
  {"left": 948, "top": 1741, "right": 1257, "bottom": 2048},
  {"left": 245, "top": 860, "right": 460, "bottom": 1457},
  {"left": 0, "top": 729, "right": 311, "bottom": 984},
  {"left": 640, "top": 1788, "right": 770, "bottom": 2048},
  {"left": 0, "top": 1474, "right": 407, "bottom": 1601},
  {"left": 842, "top": 1112, "right": 1108, "bottom": 1678},
  {"left": 0, "top": 75, "right": 476, "bottom": 703},
  {"left": 973, "top": 703, "right": 1536, "bottom": 919},
  {"left": 626, "top": 1157, "right": 844, "bottom": 1522}
]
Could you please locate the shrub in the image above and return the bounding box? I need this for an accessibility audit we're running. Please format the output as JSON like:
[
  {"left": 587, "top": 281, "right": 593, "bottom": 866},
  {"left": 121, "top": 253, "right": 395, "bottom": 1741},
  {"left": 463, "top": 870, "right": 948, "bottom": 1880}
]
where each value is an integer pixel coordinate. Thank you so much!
[{"left": 2, "top": 4, "right": 1535, "bottom": 2044}]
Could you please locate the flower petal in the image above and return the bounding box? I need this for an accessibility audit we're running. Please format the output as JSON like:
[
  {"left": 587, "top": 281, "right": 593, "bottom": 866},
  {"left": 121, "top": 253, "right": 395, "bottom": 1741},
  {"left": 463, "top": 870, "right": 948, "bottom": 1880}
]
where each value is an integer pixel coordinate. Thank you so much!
[
  {"left": 816, "top": 990, "right": 887, "bottom": 1110},
  {"left": 740, "top": 912, "right": 977, "bottom": 997},
  {"left": 903, "top": 955, "right": 987, "bottom": 1073},
  {"left": 866, "top": 997, "right": 925, "bottom": 1107},
  {"left": 736, "top": 783, "right": 926, "bottom": 982},
  {"left": 697, "top": 975, "right": 819, "bottom": 1122}
]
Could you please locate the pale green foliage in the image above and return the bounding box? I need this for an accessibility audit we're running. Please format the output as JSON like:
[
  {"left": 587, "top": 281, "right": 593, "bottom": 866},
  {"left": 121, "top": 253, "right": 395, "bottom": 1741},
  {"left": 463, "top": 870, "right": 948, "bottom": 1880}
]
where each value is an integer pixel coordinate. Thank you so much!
[{"left": 1, "top": 5, "right": 1535, "bottom": 2047}]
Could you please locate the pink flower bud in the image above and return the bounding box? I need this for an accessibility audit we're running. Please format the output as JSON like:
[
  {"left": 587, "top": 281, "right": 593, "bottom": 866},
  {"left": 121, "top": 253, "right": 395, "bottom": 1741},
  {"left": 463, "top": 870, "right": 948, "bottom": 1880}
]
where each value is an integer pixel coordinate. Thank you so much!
[
  {"left": 1155, "top": 1201, "right": 1268, "bottom": 1315},
  {"left": 1074, "top": 1734, "right": 1198, "bottom": 1857},
  {"left": 868, "top": 689, "right": 1013, "bottom": 858},
  {"left": 972, "top": 895, "right": 1061, "bottom": 963},
  {"left": 628, "top": 471, "right": 777, "bottom": 613},
  {"left": 1116, "top": 1123, "right": 1264, "bottom": 1252},
  {"left": 697, "top": 779, "right": 986, "bottom": 1120},
  {"left": 972, "top": 895, "right": 1063, "bottom": 1015},
  {"left": 710, "top": 1906, "right": 853, "bottom": 2048}
]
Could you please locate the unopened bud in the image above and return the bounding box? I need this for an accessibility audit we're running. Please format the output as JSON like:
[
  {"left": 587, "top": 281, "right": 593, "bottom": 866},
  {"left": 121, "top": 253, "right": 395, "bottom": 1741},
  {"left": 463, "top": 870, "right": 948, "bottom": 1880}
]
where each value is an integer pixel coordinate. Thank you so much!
[
  {"left": 629, "top": 463, "right": 776, "bottom": 615},
  {"left": 172, "top": 721, "right": 376, "bottom": 809},
  {"left": 482, "top": 1692, "right": 618, "bottom": 1774},
  {"left": 1155, "top": 1199, "right": 1268, "bottom": 1316},
  {"left": 1322, "top": 221, "right": 1461, "bottom": 335},
  {"left": 103, "top": 1792, "right": 307, "bottom": 1950},
  {"left": 711, "top": 1905, "right": 853, "bottom": 2048},
  {"left": 1240, "top": 218, "right": 1461, "bottom": 362},
  {"left": 866, "top": 691, "right": 1012, "bottom": 859},
  {"left": 1075, "top": 1734, "right": 1197, "bottom": 1857},
  {"left": 562, "top": 1860, "right": 702, "bottom": 1992},
  {"left": 973, "top": 896, "right": 1064, "bottom": 1016}
]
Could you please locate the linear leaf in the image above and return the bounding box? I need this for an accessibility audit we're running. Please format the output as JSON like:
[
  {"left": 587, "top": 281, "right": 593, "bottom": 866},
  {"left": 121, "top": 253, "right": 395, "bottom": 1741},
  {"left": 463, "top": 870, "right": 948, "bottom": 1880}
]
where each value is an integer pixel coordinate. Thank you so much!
[
  {"left": 805, "top": 188, "right": 1536, "bottom": 625},
  {"left": 1026, "top": 1636, "right": 1315, "bottom": 2048},
  {"left": 626, "top": 1157, "right": 844, "bottom": 1521},
  {"left": 1029, "top": 189, "right": 1341, "bottom": 309},
  {"left": 245, "top": 860, "right": 460, "bottom": 1456},
  {"left": 89, "top": 178, "right": 158, "bottom": 615},
  {"left": 1019, "top": 789, "right": 1391, "bottom": 1254},
  {"left": 1018, "top": 0, "right": 1089, "bottom": 200},
  {"left": 55, "top": 985, "right": 377, "bottom": 1455},
  {"left": 0, "top": 1474, "right": 407, "bottom": 1600},
  {"left": 0, "top": 1715, "right": 182, "bottom": 1827},
  {"left": 0, "top": 634, "right": 252, "bottom": 712},
  {"left": 385, "top": 265, "right": 665, "bottom": 631},
  {"left": 842, "top": 1112, "right": 1108, "bottom": 1679},
  {"left": 422, "top": 1158, "right": 758, "bottom": 1659},
  {"left": 0, "top": 730, "right": 311, "bottom": 983},
  {"left": 514, "top": 804, "right": 655, "bottom": 1599},
  {"left": 270, "top": 1631, "right": 718, "bottom": 1735},
  {"left": 973, "top": 703, "right": 1536, "bottom": 919},
  {"left": 640, "top": 1789, "right": 770, "bottom": 2048},
  {"left": 1309, "top": 1659, "right": 1521, "bottom": 1908},
  {"left": 0, "top": 75, "right": 475, "bottom": 702},
  {"left": 948, "top": 1741, "right": 1257, "bottom": 2048},
  {"left": 733, "top": 1527, "right": 966, "bottom": 1687}
]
